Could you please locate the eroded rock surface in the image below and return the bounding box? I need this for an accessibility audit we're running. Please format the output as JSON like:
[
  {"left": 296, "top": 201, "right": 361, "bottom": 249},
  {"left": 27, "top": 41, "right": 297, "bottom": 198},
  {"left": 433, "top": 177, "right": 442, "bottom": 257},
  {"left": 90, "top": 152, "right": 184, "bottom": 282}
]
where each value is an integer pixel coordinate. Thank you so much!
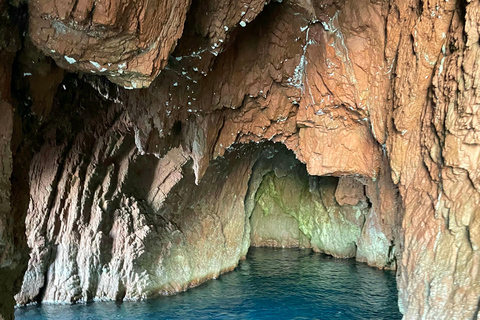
[
  {"left": 29, "top": 0, "right": 192, "bottom": 88},
  {"left": 13, "top": 80, "right": 258, "bottom": 303},
  {"left": 0, "top": 0, "right": 479, "bottom": 319},
  {"left": 0, "top": 1, "right": 30, "bottom": 319}
]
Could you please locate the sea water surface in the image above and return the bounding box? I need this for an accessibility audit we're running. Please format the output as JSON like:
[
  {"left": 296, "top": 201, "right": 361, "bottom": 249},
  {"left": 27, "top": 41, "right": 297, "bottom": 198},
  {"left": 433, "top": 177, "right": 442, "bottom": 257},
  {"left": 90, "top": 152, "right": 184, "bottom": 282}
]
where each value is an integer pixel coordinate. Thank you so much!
[{"left": 16, "top": 248, "right": 401, "bottom": 320}]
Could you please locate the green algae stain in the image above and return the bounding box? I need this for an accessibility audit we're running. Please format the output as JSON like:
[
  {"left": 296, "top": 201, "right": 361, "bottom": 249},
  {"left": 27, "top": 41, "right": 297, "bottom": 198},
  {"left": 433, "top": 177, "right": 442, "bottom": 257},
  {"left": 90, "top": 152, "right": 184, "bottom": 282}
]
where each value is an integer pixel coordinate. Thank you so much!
[{"left": 251, "top": 169, "right": 369, "bottom": 258}]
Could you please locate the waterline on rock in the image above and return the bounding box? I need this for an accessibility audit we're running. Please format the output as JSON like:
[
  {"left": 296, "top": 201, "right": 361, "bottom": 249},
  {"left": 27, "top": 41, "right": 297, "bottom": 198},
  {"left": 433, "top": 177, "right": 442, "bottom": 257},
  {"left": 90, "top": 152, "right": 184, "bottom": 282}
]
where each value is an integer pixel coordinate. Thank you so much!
[{"left": 16, "top": 248, "right": 401, "bottom": 320}]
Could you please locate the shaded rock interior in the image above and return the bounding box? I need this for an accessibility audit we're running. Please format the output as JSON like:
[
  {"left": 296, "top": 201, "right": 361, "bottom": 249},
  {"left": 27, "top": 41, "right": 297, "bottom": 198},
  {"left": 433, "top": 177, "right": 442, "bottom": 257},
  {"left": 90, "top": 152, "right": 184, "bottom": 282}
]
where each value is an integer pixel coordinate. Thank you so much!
[{"left": 249, "top": 146, "right": 396, "bottom": 270}]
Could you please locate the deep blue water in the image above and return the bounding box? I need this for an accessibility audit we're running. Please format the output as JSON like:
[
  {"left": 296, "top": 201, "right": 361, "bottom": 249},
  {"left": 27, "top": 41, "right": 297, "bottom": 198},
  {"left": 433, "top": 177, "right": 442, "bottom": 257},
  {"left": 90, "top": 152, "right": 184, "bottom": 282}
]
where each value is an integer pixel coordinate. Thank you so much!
[{"left": 15, "top": 248, "right": 401, "bottom": 320}]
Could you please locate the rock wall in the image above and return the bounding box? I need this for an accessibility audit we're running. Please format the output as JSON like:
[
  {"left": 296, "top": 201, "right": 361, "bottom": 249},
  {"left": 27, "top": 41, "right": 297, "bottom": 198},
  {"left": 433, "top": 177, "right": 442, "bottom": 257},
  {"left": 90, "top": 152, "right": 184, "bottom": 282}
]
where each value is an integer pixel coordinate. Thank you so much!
[
  {"left": 0, "top": 2, "right": 30, "bottom": 319},
  {"left": 16, "top": 135, "right": 258, "bottom": 303},
  {"left": 11, "top": 75, "right": 260, "bottom": 304},
  {"left": 0, "top": 0, "right": 479, "bottom": 319},
  {"left": 386, "top": 1, "right": 480, "bottom": 318}
]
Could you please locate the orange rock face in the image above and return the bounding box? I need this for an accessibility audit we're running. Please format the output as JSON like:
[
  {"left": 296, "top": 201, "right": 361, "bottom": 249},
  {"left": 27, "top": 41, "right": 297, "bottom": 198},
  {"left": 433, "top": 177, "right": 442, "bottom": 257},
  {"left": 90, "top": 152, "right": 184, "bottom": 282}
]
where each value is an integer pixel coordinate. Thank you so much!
[
  {"left": 29, "top": 0, "right": 192, "bottom": 88},
  {"left": 1, "top": 0, "right": 480, "bottom": 319}
]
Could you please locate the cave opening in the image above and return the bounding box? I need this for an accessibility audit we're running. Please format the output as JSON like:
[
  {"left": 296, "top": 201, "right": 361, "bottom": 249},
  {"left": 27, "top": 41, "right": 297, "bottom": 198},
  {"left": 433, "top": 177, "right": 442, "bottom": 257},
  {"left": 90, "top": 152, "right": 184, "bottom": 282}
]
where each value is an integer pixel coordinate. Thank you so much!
[
  {"left": 242, "top": 143, "right": 397, "bottom": 271},
  {"left": 248, "top": 145, "right": 369, "bottom": 255},
  {"left": 2, "top": 0, "right": 478, "bottom": 317}
]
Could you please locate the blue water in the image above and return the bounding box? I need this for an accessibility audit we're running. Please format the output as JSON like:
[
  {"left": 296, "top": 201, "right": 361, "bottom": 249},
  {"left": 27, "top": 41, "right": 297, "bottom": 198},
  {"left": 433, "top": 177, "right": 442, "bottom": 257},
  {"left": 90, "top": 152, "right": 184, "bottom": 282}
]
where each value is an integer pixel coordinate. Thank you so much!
[{"left": 15, "top": 248, "right": 401, "bottom": 320}]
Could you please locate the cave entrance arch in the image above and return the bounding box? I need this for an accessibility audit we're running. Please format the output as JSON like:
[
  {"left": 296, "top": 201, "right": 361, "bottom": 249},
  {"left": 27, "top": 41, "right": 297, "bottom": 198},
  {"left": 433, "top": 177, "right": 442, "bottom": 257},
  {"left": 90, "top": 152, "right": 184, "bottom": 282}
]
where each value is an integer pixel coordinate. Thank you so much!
[
  {"left": 15, "top": 139, "right": 398, "bottom": 307},
  {"left": 245, "top": 143, "right": 397, "bottom": 270}
]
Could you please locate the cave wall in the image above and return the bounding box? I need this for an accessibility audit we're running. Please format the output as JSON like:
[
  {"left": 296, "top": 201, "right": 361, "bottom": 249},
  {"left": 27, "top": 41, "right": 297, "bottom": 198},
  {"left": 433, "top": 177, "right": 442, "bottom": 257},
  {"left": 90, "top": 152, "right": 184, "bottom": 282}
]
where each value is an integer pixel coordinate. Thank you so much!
[
  {"left": 0, "top": 1, "right": 30, "bottom": 319},
  {"left": 12, "top": 81, "right": 261, "bottom": 303},
  {"left": 16, "top": 137, "right": 257, "bottom": 303},
  {"left": 0, "top": 0, "right": 479, "bottom": 319},
  {"left": 386, "top": 1, "right": 480, "bottom": 318}
]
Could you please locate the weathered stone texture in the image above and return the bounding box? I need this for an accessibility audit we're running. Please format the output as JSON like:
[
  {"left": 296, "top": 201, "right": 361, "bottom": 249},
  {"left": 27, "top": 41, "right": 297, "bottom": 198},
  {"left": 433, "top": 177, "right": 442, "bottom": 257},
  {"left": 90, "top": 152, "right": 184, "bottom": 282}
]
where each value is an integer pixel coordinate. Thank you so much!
[
  {"left": 29, "top": 0, "right": 192, "bottom": 88},
  {"left": 0, "top": 1, "right": 30, "bottom": 318}
]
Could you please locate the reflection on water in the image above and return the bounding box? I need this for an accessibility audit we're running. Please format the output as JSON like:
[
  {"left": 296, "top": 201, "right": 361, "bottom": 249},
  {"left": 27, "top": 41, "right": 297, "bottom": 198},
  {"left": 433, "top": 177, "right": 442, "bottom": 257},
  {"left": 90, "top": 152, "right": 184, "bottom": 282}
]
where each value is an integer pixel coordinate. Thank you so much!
[{"left": 16, "top": 248, "right": 401, "bottom": 320}]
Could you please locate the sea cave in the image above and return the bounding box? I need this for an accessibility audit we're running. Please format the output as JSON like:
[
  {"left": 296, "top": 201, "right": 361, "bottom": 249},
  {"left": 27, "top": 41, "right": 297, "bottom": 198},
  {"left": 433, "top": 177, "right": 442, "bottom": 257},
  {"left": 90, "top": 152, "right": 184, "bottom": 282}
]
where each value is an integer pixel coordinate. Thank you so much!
[{"left": 1, "top": 0, "right": 479, "bottom": 319}]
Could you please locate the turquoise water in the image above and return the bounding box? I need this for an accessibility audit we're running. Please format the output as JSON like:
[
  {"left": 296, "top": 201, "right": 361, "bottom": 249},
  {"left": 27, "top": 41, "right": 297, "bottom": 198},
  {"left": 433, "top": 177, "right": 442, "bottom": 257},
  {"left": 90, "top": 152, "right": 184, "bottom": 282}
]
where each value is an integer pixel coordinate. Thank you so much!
[{"left": 15, "top": 248, "right": 401, "bottom": 320}]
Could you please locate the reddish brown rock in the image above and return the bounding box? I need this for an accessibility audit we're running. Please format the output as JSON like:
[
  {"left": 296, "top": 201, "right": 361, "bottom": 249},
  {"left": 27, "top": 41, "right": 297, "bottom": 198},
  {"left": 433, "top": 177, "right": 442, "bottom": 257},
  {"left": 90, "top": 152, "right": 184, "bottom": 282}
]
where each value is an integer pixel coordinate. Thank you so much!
[
  {"left": 0, "top": 2, "right": 31, "bottom": 319},
  {"left": 384, "top": 0, "right": 480, "bottom": 318},
  {"left": 14, "top": 96, "right": 261, "bottom": 303},
  {"left": 335, "top": 177, "right": 365, "bottom": 206},
  {"left": 29, "top": 0, "right": 192, "bottom": 88}
]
